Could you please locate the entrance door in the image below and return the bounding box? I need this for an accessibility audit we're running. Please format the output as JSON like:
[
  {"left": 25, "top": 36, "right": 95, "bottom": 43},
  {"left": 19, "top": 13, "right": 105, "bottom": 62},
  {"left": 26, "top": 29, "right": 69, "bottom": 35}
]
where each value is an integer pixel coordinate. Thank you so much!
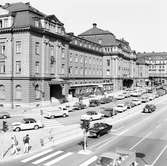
[
  {"left": 123, "top": 79, "right": 133, "bottom": 88},
  {"left": 50, "top": 84, "right": 63, "bottom": 99}
]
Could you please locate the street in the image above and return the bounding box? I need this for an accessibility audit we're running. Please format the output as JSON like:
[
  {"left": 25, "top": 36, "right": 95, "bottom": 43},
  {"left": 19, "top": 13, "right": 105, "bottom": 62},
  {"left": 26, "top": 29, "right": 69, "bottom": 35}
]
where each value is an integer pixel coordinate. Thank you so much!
[{"left": 1, "top": 95, "right": 167, "bottom": 166}]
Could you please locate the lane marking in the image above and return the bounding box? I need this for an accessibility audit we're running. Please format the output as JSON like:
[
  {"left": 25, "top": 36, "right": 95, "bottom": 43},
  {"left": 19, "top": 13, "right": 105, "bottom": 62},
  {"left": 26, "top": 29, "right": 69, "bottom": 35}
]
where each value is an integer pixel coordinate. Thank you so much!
[
  {"left": 32, "top": 151, "right": 63, "bottom": 164},
  {"left": 151, "top": 144, "right": 167, "bottom": 166},
  {"left": 79, "top": 156, "right": 98, "bottom": 166},
  {"left": 21, "top": 149, "right": 53, "bottom": 163},
  {"left": 129, "top": 131, "right": 152, "bottom": 150},
  {"left": 44, "top": 152, "right": 73, "bottom": 166}
]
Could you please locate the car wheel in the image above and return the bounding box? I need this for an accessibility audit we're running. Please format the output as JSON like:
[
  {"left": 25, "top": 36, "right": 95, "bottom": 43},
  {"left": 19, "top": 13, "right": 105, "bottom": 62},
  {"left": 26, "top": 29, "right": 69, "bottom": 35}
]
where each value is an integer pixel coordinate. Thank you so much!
[
  {"left": 2, "top": 115, "right": 7, "bottom": 119},
  {"left": 34, "top": 125, "right": 39, "bottom": 130},
  {"left": 15, "top": 127, "right": 21, "bottom": 132},
  {"left": 96, "top": 133, "right": 101, "bottom": 138},
  {"left": 50, "top": 115, "right": 55, "bottom": 119},
  {"left": 63, "top": 113, "right": 67, "bottom": 117},
  {"left": 90, "top": 118, "right": 93, "bottom": 121}
]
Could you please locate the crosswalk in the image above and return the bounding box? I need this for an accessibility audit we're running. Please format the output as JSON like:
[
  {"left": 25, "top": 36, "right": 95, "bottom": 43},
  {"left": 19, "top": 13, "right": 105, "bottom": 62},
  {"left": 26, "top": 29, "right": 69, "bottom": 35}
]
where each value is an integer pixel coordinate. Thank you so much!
[
  {"left": 43, "top": 119, "right": 64, "bottom": 128},
  {"left": 20, "top": 148, "right": 98, "bottom": 166},
  {"left": 20, "top": 148, "right": 139, "bottom": 166}
]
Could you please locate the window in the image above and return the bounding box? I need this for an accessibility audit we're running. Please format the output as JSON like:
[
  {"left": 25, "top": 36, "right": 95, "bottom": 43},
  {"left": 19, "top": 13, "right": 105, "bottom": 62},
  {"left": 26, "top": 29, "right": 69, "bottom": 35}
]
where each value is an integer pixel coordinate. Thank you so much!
[
  {"left": 68, "top": 66, "right": 72, "bottom": 74},
  {"left": 34, "top": 20, "right": 39, "bottom": 27},
  {"left": 69, "top": 55, "right": 72, "bottom": 62},
  {"left": 0, "top": 20, "right": 2, "bottom": 28},
  {"left": 0, "top": 43, "right": 5, "bottom": 55},
  {"left": 61, "top": 64, "right": 65, "bottom": 74},
  {"left": 62, "top": 48, "right": 65, "bottom": 58},
  {"left": 0, "top": 85, "right": 5, "bottom": 99},
  {"left": 107, "top": 59, "right": 110, "bottom": 66},
  {"left": 15, "top": 85, "right": 22, "bottom": 100},
  {"left": 0, "top": 61, "right": 5, "bottom": 73},
  {"left": 4, "top": 19, "right": 8, "bottom": 28},
  {"left": 49, "top": 46, "right": 54, "bottom": 57},
  {"left": 35, "top": 61, "right": 40, "bottom": 73},
  {"left": 35, "top": 42, "right": 40, "bottom": 55},
  {"left": 75, "top": 56, "right": 78, "bottom": 62},
  {"left": 16, "top": 41, "right": 21, "bottom": 53},
  {"left": 35, "top": 84, "right": 40, "bottom": 99},
  {"left": 16, "top": 61, "right": 21, "bottom": 73}
]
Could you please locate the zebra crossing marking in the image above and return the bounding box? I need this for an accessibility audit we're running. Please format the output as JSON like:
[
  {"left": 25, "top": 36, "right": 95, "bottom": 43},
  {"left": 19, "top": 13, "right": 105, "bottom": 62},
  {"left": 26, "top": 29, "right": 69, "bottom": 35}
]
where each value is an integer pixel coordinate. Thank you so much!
[
  {"left": 44, "top": 152, "right": 73, "bottom": 166},
  {"left": 21, "top": 149, "right": 53, "bottom": 163},
  {"left": 79, "top": 156, "right": 98, "bottom": 166},
  {"left": 32, "top": 151, "right": 63, "bottom": 165}
]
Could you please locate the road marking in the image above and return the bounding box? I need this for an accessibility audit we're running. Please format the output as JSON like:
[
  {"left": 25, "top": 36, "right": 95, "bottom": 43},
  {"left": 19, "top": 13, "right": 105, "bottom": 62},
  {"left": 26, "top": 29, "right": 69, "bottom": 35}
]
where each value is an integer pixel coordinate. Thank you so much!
[
  {"left": 21, "top": 149, "right": 53, "bottom": 163},
  {"left": 32, "top": 151, "right": 63, "bottom": 164},
  {"left": 151, "top": 144, "right": 167, "bottom": 166},
  {"left": 44, "top": 152, "right": 73, "bottom": 166},
  {"left": 79, "top": 156, "right": 98, "bottom": 166},
  {"left": 129, "top": 131, "right": 152, "bottom": 150}
]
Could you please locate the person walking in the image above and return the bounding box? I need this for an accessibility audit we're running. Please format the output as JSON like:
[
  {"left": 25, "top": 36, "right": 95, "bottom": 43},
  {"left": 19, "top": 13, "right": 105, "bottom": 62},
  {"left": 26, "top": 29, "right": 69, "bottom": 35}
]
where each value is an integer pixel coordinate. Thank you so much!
[
  {"left": 11, "top": 135, "right": 18, "bottom": 155},
  {"left": 23, "top": 134, "right": 30, "bottom": 153}
]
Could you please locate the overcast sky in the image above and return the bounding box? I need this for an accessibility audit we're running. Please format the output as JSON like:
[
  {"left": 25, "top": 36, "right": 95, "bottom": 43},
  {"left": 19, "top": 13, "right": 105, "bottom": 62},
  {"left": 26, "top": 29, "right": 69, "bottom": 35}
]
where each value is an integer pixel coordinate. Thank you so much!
[{"left": 1, "top": 0, "right": 166, "bottom": 52}]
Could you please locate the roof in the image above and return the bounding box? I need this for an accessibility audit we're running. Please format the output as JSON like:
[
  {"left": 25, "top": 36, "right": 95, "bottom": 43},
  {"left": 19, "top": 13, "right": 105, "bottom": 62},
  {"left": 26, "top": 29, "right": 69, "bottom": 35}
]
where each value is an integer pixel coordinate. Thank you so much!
[
  {"left": 3, "top": 2, "right": 45, "bottom": 16},
  {"left": 137, "top": 52, "right": 167, "bottom": 57},
  {"left": 79, "top": 23, "right": 112, "bottom": 36}
]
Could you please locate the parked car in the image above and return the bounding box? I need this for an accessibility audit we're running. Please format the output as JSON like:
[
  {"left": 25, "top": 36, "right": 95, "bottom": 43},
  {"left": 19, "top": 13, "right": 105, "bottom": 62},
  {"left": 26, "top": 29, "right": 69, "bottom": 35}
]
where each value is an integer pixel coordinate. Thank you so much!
[
  {"left": 72, "top": 102, "right": 87, "bottom": 110},
  {"left": 147, "top": 94, "right": 156, "bottom": 101},
  {"left": 114, "top": 94, "right": 125, "bottom": 100},
  {"left": 131, "top": 91, "right": 142, "bottom": 97},
  {"left": 113, "top": 104, "right": 127, "bottom": 113},
  {"left": 96, "top": 148, "right": 136, "bottom": 166},
  {"left": 89, "top": 99, "right": 100, "bottom": 107},
  {"left": 100, "top": 107, "right": 116, "bottom": 117},
  {"left": 141, "top": 96, "right": 150, "bottom": 103},
  {"left": 88, "top": 122, "right": 112, "bottom": 138},
  {"left": 12, "top": 118, "right": 44, "bottom": 132},
  {"left": 131, "top": 98, "right": 142, "bottom": 106},
  {"left": 142, "top": 104, "right": 156, "bottom": 113},
  {"left": 81, "top": 111, "right": 104, "bottom": 121},
  {"left": 0, "top": 111, "right": 10, "bottom": 119},
  {"left": 124, "top": 101, "right": 136, "bottom": 109},
  {"left": 99, "top": 97, "right": 113, "bottom": 104},
  {"left": 44, "top": 107, "right": 69, "bottom": 119}
]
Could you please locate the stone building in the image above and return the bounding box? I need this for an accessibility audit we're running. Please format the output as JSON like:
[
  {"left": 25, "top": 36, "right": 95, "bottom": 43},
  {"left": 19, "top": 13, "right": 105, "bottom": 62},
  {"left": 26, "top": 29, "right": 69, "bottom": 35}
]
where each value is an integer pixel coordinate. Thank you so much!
[
  {"left": 137, "top": 52, "right": 167, "bottom": 86},
  {"left": 0, "top": 2, "right": 149, "bottom": 108}
]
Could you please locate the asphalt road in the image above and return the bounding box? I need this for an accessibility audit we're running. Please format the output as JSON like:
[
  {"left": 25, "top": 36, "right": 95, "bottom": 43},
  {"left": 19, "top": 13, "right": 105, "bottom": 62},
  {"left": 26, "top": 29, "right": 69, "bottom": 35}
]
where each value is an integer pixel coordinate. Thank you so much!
[{"left": 2, "top": 95, "right": 167, "bottom": 166}]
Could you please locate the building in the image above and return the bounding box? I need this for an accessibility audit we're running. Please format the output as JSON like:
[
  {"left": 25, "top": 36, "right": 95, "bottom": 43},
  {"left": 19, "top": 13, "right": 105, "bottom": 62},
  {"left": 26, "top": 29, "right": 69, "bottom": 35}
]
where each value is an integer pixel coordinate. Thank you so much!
[
  {"left": 0, "top": 2, "right": 149, "bottom": 108},
  {"left": 137, "top": 52, "right": 167, "bottom": 86},
  {"left": 78, "top": 23, "right": 137, "bottom": 90},
  {"left": 0, "top": 2, "right": 71, "bottom": 108}
]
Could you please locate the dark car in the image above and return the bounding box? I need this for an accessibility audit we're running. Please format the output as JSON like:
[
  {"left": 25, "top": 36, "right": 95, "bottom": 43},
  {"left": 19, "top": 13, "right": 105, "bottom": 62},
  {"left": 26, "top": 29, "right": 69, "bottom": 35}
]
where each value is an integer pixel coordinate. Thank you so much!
[
  {"left": 142, "top": 104, "right": 156, "bottom": 113},
  {"left": 73, "top": 102, "right": 87, "bottom": 110},
  {"left": 89, "top": 99, "right": 100, "bottom": 107},
  {"left": 100, "top": 108, "right": 116, "bottom": 117},
  {"left": 99, "top": 97, "right": 113, "bottom": 104},
  {"left": 0, "top": 111, "right": 10, "bottom": 119},
  {"left": 89, "top": 122, "right": 112, "bottom": 138}
]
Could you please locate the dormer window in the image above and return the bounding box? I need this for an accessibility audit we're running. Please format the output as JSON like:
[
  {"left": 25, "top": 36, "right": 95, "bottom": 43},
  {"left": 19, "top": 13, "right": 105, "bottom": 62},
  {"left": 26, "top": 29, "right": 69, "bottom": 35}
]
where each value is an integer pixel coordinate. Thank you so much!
[{"left": 4, "top": 19, "right": 8, "bottom": 28}]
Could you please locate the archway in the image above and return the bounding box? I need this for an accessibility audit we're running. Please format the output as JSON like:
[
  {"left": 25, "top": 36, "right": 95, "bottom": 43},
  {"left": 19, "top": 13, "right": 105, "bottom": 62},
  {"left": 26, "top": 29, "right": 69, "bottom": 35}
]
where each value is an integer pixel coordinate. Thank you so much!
[
  {"left": 123, "top": 79, "right": 133, "bottom": 88},
  {"left": 50, "top": 84, "right": 63, "bottom": 99}
]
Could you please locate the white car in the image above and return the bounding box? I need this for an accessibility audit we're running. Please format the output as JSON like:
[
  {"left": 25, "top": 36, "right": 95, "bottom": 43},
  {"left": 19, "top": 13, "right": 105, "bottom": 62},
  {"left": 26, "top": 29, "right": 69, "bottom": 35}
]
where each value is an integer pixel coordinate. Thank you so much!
[
  {"left": 131, "top": 91, "right": 141, "bottom": 97},
  {"left": 131, "top": 98, "right": 142, "bottom": 106},
  {"left": 44, "top": 107, "right": 69, "bottom": 119},
  {"left": 114, "top": 94, "right": 125, "bottom": 100},
  {"left": 113, "top": 104, "right": 127, "bottom": 113},
  {"left": 12, "top": 118, "right": 44, "bottom": 132},
  {"left": 81, "top": 111, "right": 104, "bottom": 121}
]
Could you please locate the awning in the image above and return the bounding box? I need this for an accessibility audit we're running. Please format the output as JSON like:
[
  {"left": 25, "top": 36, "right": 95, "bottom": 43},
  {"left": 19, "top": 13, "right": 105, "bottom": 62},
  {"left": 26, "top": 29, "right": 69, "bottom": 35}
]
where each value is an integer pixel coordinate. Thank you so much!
[{"left": 49, "top": 78, "right": 69, "bottom": 85}]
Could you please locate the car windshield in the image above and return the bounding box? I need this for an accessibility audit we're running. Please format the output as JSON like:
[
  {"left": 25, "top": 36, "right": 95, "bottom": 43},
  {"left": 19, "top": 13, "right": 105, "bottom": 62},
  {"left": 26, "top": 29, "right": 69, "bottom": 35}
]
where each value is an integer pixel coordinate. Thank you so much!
[
  {"left": 98, "top": 157, "right": 114, "bottom": 166},
  {"left": 117, "top": 105, "right": 123, "bottom": 107},
  {"left": 87, "top": 112, "right": 94, "bottom": 115}
]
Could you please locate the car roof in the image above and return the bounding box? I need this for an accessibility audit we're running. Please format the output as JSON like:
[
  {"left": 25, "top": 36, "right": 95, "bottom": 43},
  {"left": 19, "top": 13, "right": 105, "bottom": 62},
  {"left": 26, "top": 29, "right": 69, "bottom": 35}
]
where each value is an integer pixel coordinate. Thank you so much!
[
  {"left": 100, "top": 152, "right": 119, "bottom": 159},
  {"left": 23, "top": 118, "right": 36, "bottom": 121}
]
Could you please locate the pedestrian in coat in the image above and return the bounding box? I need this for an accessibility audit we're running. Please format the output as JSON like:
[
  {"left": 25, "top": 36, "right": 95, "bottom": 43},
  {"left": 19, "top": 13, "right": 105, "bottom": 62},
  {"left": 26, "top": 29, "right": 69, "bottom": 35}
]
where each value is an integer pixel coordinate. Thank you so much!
[{"left": 23, "top": 134, "right": 30, "bottom": 153}]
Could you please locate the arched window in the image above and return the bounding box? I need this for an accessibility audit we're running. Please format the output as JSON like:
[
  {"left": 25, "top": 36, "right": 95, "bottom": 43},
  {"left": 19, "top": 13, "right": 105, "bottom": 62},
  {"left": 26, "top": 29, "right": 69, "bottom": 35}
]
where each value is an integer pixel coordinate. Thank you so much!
[
  {"left": 35, "top": 84, "right": 40, "bottom": 99},
  {"left": 15, "top": 85, "right": 22, "bottom": 100},
  {"left": 0, "top": 85, "right": 5, "bottom": 99}
]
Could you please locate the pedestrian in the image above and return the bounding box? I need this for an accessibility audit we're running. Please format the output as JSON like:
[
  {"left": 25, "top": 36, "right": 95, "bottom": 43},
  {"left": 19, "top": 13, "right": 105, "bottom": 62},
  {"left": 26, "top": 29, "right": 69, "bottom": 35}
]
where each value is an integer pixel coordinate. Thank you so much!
[
  {"left": 11, "top": 135, "right": 18, "bottom": 155},
  {"left": 23, "top": 134, "right": 30, "bottom": 153}
]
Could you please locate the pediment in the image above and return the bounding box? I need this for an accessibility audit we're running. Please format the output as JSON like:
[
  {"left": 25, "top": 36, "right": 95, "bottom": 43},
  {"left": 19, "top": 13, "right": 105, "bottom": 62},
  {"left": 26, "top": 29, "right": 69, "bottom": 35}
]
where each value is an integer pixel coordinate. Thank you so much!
[{"left": 0, "top": 7, "right": 9, "bottom": 15}]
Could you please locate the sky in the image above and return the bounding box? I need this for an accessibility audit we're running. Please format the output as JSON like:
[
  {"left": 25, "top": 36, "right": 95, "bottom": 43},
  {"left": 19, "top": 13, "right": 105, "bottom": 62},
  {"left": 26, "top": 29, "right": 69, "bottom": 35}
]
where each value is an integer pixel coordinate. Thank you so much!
[{"left": 1, "top": 0, "right": 166, "bottom": 53}]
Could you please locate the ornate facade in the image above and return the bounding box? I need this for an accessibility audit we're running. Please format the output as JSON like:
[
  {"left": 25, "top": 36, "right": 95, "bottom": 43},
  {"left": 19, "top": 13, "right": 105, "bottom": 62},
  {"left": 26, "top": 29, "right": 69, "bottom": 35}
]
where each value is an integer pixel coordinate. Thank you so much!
[{"left": 0, "top": 2, "right": 149, "bottom": 108}]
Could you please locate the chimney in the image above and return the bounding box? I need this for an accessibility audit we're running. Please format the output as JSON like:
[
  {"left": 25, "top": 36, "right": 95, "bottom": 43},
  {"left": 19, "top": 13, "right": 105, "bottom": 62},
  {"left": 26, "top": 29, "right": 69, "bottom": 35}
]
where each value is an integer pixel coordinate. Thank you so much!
[{"left": 93, "top": 23, "right": 97, "bottom": 28}]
